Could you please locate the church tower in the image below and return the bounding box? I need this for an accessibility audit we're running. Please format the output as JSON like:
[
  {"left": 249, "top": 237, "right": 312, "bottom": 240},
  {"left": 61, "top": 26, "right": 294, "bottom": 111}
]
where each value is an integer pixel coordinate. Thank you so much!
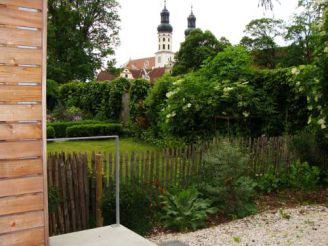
[
  {"left": 185, "top": 6, "right": 196, "bottom": 37},
  {"left": 155, "top": 0, "right": 174, "bottom": 68}
]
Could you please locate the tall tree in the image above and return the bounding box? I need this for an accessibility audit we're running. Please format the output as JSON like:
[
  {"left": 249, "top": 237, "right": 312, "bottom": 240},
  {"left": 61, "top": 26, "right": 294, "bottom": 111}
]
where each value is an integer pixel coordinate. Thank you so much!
[
  {"left": 47, "top": 0, "right": 120, "bottom": 83},
  {"left": 285, "top": 0, "right": 323, "bottom": 64},
  {"left": 240, "top": 18, "right": 283, "bottom": 68},
  {"left": 172, "top": 29, "right": 229, "bottom": 76}
]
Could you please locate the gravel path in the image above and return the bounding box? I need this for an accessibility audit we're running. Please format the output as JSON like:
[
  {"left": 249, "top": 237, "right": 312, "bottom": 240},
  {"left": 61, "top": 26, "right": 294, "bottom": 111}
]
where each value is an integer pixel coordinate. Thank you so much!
[{"left": 150, "top": 205, "right": 328, "bottom": 246}]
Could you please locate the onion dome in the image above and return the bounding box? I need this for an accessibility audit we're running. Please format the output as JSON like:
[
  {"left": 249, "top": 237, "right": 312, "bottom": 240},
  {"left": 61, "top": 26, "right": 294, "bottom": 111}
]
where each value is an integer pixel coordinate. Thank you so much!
[
  {"left": 185, "top": 7, "right": 196, "bottom": 36},
  {"left": 157, "top": 1, "right": 173, "bottom": 33}
]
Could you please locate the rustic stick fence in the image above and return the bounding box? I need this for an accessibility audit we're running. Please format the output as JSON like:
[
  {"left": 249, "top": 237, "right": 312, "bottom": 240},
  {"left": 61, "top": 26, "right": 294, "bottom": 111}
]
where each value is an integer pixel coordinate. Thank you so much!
[{"left": 47, "top": 136, "right": 327, "bottom": 236}]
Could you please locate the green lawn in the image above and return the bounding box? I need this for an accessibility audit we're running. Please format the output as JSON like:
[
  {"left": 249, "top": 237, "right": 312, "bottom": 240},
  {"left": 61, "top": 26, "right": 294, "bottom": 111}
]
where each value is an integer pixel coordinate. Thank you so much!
[{"left": 47, "top": 138, "right": 159, "bottom": 154}]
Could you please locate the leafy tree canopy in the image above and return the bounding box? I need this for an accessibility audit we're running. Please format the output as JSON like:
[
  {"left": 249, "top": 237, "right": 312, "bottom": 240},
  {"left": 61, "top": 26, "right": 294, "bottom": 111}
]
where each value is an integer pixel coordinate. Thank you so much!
[
  {"left": 47, "top": 0, "right": 120, "bottom": 83},
  {"left": 240, "top": 18, "right": 283, "bottom": 68},
  {"left": 172, "top": 29, "right": 230, "bottom": 76}
]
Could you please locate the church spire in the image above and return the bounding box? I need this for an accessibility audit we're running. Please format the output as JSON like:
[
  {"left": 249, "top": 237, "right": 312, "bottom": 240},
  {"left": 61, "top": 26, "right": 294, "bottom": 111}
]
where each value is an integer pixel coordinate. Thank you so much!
[
  {"left": 185, "top": 5, "right": 196, "bottom": 36},
  {"left": 158, "top": 0, "right": 173, "bottom": 32}
]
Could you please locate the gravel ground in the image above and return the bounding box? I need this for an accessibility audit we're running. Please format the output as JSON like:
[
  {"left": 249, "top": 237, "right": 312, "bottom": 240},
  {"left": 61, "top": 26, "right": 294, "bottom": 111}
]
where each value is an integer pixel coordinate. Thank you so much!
[{"left": 150, "top": 205, "right": 328, "bottom": 246}]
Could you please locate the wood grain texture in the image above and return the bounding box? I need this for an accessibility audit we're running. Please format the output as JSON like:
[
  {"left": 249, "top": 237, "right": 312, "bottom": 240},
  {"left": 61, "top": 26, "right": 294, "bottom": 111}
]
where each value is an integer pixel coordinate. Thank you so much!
[
  {"left": 0, "top": 0, "right": 43, "bottom": 9},
  {"left": 0, "top": 141, "right": 42, "bottom": 160},
  {"left": 0, "top": 227, "right": 44, "bottom": 245},
  {"left": 0, "top": 6, "right": 42, "bottom": 28},
  {"left": 0, "top": 65, "right": 41, "bottom": 84},
  {"left": 0, "top": 104, "right": 42, "bottom": 121},
  {"left": 0, "top": 210, "right": 44, "bottom": 234},
  {"left": 0, "top": 85, "right": 41, "bottom": 102},
  {"left": 0, "top": 47, "right": 42, "bottom": 65},
  {"left": 0, "top": 193, "right": 43, "bottom": 216},
  {"left": 0, "top": 27, "right": 42, "bottom": 47},
  {"left": 0, "top": 159, "right": 43, "bottom": 179},
  {"left": 0, "top": 123, "right": 41, "bottom": 140},
  {"left": 0, "top": 176, "right": 44, "bottom": 197}
]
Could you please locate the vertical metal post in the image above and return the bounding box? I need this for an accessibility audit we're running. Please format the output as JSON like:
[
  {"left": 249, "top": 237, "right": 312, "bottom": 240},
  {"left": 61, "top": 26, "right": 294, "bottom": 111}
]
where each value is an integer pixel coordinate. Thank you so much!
[{"left": 115, "top": 137, "right": 120, "bottom": 225}]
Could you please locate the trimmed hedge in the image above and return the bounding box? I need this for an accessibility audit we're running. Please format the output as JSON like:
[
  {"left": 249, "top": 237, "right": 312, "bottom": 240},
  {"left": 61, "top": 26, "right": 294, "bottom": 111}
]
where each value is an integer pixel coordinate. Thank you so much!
[
  {"left": 48, "top": 120, "right": 102, "bottom": 138},
  {"left": 66, "top": 123, "right": 123, "bottom": 138},
  {"left": 47, "top": 126, "right": 56, "bottom": 139}
]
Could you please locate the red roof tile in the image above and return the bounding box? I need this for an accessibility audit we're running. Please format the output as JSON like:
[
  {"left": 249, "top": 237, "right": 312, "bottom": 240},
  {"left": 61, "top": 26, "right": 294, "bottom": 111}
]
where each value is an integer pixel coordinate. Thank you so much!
[
  {"left": 126, "top": 57, "right": 155, "bottom": 70},
  {"left": 97, "top": 71, "right": 118, "bottom": 81}
]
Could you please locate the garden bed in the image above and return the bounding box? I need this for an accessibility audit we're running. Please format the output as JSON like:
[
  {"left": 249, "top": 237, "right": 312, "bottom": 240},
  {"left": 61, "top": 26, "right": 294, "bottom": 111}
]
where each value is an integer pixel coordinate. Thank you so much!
[
  {"left": 149, "top": 189, "right": 328, "bottom": 246},
  {"left": 151, "top": 204, "right": 328, "bottom": 246}
]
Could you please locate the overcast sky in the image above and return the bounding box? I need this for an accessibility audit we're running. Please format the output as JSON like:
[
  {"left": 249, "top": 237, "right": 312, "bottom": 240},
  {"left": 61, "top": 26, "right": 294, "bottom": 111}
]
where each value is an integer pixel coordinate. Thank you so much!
[{"left": 114, "top": 0, "right": 299, "bottom": 66}]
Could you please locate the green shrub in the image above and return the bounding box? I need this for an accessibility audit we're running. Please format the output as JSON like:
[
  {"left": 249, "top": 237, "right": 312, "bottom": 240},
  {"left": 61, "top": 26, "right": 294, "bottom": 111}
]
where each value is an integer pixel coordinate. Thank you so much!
[
  {"left": 160, "top": 188, "right": 217, "bottom": 231},
  {"left": 66, "top": 123, "right": 122, "bottom": 137},
  {"left": 199, "top": 141, "right": 257, "bottom": 218},
  {"left": 48, "top": 186, "right": 62, "bottom": 214},
  {"left": 256, "top": 170, "right": 282, "bottom": 194},
  {"left": 102, "top": 184, "right": 156, "bottom": 235},
  {"left": 47, "top": 126, "right": 56, "bottom": 139},
  {"left": 285, "top": 161, "right": 320, "bottom": 191},
  {"left": 49, "top": 120, "right": 102, "bottom": 138}
]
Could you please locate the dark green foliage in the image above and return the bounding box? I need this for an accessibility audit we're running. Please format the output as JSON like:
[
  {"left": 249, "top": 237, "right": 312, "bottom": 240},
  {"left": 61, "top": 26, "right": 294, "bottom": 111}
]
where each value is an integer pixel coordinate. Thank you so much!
[
  {"left": 47, "top": 79, "right": 59, "bottom": 111},
  {"left": 200, "top": 142, "right": 257, "bottom": 218},
  {"left": 240, "top": 18, "right": 283, "bottom": 68},
  {"left": 47, "top": 0, "right": 120, "bottom": 82},
  {"left": 66, "top": 123, "right": 122, "bottom": 137},
  {"left": 58, "top": 78, "right": 130, "bottom": 121},
  {"left": 48, "top": 186, "right": 62, "bottom": 214},
  {"left": 47, "top": 126, "right": 56, "bottom": 139},
  {"left": 172, "top": 29, "right": 229, "bottom": 76},
  {"left": 256, "top": 170, "right": 282, "bottom": 194},
  {"left": 286, "top": 161, "right": 320, "bottom": 191},
  {"left": 160, "top": 188, "right": 217, "bottom": 231},
  {"left": 102, "top": 184, "right": 156, "bottom": 235},
  {"left": 145, "top": 75, "right": 174, "bottom": 137},
  {"left": 49, "top": 120, "right": 102, "bottom": 138},
  {"left": 129, "top": 79, "right": 151, "bottom": 128},
  {"left": 252, "top": 68, "right": 309, "bottom": 135},
  {"left": 201, "top": 45, "right": 253, "bottom": 81}
]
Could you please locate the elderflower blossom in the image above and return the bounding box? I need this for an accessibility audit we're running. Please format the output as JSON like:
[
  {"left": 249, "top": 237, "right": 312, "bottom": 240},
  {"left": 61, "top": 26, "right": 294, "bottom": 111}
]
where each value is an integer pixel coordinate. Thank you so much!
[
  {"left": 324, "top": 46, "right": 328, "bottom": 54},
  {"left": 318, "top": 118, "right": 326, "bottom": 129},
  {"left": 223, "top": 87, "right": 234, "bottom": 93},
  {"left": 243, "top": 112, "right": 250, "bottom": 118},
  {"left": 291, "top": 67, "right": 300, "bottom": 76}
]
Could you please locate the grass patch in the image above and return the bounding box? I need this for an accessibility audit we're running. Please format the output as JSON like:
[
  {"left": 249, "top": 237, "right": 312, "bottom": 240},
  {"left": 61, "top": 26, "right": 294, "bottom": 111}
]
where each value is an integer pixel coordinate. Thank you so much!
[{"left": 47, "top": 138, "right": 159, "bottom": 154}]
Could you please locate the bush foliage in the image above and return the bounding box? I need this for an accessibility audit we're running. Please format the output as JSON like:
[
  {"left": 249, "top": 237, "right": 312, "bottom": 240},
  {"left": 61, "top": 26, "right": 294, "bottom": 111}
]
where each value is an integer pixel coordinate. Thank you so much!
[
  {"left": 66, "top": 123, "right": 122, "bottom": 137},
  {"left": 160, "top": 188, "right": 217, "bottom": 231},
  {"left": 199, "top": 142, "right": 257, "bottom": 218}
]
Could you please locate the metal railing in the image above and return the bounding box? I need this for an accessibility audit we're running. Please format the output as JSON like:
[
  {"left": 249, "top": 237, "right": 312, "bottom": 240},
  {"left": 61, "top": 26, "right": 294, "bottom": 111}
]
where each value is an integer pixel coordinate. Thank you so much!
[{"left": 47, "top": 136, "right": 120, "bottom": 225}]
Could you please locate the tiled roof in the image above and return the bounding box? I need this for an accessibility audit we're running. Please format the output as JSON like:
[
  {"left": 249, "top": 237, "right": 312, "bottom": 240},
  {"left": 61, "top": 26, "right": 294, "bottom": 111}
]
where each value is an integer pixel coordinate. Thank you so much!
[
  {"left": 125, "top": 57, "right": 156, "bottom": 70},
  {"left": 148, "top": 67, "right": 166, "bottom": 82},
  {"left": 97, "top": 71, "right": 118, "bottom": 81}
]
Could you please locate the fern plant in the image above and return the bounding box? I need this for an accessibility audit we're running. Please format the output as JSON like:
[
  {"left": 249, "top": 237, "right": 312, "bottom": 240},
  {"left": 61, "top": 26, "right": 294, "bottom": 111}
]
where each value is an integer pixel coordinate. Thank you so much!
[{"left": 160, "top": 188, "right": 217, "bottom": 231}]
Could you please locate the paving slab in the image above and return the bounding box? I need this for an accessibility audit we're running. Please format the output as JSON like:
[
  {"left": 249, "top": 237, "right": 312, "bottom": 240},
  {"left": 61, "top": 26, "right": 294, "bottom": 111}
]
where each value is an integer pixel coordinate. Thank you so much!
[{"left": 50, "top": 224, "right": 157, "bottom": 246}]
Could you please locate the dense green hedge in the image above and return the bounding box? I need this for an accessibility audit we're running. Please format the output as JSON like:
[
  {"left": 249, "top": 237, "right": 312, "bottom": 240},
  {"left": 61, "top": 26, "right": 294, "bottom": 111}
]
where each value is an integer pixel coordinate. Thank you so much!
[
  {"left": 58, "top": 78, "right": 130, "bottom": 120},
  {"left": 47, "top": 126, "right": 56, "bottom": 139},
  {"left": 66, "top": 123, "right": 122, "bottom": 137},
  {"left": 48, "top": 120, "right": 102, "bottom": 138}
]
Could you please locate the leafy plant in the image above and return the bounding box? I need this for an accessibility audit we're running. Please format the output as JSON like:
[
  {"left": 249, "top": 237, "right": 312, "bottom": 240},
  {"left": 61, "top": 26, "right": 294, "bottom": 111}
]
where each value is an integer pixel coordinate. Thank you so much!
[
  {"left": 48, "top": 186, "right": 62, "bottom": 214},
  {"left": 285, "top": 161, "right": 320, "bottom": 191},
  {"left": 278, "top": 208, "right": 291, "bottom": 220},
  {"left": 102, "top": 183, "right": 156, "bottom": 235},
  {"left": 199, "top": 141, "right": 257, "bottom": 218},
  {"left": 47, "top": 126, "right": 56, "bottom": 139},
  {"left": 160, "top": 188, "right": 217, "bottom": 231},
  {"left": 256, "top": 170, "right": 282, "bottom": 194}
]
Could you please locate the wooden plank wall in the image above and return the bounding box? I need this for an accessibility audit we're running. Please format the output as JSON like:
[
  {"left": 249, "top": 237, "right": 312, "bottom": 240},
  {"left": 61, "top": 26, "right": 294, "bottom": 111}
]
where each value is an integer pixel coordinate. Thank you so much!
[{"left": 0, "top": 0, "right": 48, "bottom": 245}]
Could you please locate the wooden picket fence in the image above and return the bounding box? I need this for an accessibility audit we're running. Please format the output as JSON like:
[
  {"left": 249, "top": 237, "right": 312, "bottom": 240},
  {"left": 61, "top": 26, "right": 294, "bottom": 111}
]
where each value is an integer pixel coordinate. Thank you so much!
[{"left": 47, "top": 135, "right": 327, "bottom": 236}]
